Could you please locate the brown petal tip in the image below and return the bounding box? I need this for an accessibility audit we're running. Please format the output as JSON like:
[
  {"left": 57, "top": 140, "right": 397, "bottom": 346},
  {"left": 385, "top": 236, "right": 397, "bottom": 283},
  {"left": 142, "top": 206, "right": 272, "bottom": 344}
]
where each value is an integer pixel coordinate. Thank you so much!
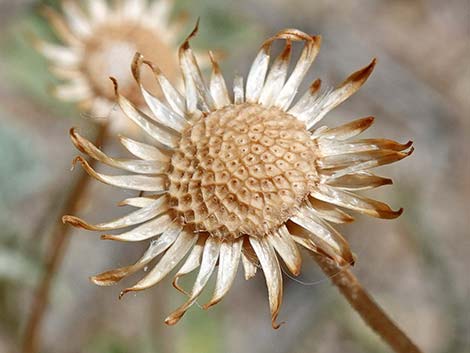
[
  {"left": 202, "top": 297, "right": 222, "bottom": 310},
  {"left": 310, "top": 79, "right": 322, "bottom": 94},
  {"left": 109, "top": 77, "right": 119, "bottom": 97},
  {"left": 143, "top": 60, "right": 161, "bottom": 75},
  {"left": 119, "top": 287, "right": 135, "bottom": 299},
  {"left": 346, "top": 58, "right": 377, "bottom": 87},
  {"left": 381, "top": 207, "right": 404, "bottom": 219},
  {"left": 180, "top": 18, "right": 200, "bottom": 51},
  {"left": 131, "top": 52, "right": 144, "bottom": 82},
  {"left": 89, "top": 275, "right": 116, "bottom": 287},
  {"left": 272, "top": 317, "right": 285, "bottom": 330},
  {"left": 62, "top": 215, "right": 88, "bottom": 229},
  {"left": 164, "top": 315, "right": 182, "bottom": 326}
]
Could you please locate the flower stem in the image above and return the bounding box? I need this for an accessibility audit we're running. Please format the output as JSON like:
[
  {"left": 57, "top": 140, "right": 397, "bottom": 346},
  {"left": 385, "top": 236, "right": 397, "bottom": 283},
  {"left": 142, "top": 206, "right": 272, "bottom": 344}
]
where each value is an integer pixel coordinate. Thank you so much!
[
  {"left": 311, "top": 252, "right": 423, "bottom": 353},
  {"left": 22, "top": 124, "right": 108, "bottom": 353}
]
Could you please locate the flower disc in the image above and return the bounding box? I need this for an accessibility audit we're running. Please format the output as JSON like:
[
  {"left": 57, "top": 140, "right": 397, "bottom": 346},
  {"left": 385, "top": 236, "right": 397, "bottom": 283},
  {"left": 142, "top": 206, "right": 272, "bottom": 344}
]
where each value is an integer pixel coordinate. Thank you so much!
[{"left": 169, "top": 102, "right": 318, "bottom": 238}]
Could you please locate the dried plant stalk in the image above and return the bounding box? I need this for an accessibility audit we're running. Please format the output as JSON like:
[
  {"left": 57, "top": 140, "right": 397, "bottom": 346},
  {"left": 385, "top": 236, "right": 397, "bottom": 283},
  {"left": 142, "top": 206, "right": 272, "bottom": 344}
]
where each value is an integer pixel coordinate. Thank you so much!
[
  {"left": 311, "top": 252, "right": 423, "bottom": 353},
  {"left": 22, "top": 125, "right": 108, "bottom": 353}
]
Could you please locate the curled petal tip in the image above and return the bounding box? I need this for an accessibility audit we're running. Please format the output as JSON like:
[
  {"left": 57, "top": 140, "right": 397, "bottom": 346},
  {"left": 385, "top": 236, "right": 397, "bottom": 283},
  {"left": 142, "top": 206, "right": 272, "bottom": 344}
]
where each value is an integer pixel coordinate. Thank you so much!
[
  {"left": 180, "top": 18, "right": 200, "bottom": 51},
  {"left": 109, "top": 77, "right": 118, "bottom": 96},
  {"left": 89, "top": 275, "right": 108, "bottom": 286},
  {"left": 164, "top": 316, "right": 179, "bottom": 326},
  {"left": 312, "top": 34, "right": 322, "bottom": 45},
  {"left": 272, "top": 318, "right": 285, "bottom": 330},
  {"left": 143, "top": 60, "right": 161, "bottom": 75},
  {"left": 291, "top": 267, "right": 301, "bottom": 277},
  {"left": 70, "top": 155, "right": 83, "bottom": 170},
  {"left": 350, "top": 253, "right": 357, "bottom": 267},
  {"left": 404, "top": 140, "right": 413, "bottom": 149},
  {"left": 202, "top": 298, "right": 221, "bottom": 310},
  {"left": 62, "top": 215, "right": 78, "bottom": 226},
  {"left": 131, "top": 53, "right": 144, "bottom": 82},
  {"left": 119, "top": 288, "right": 132, "bottom": 299},
  {"left": 407, "top": 146, "right": 415, "bottom": 156}
]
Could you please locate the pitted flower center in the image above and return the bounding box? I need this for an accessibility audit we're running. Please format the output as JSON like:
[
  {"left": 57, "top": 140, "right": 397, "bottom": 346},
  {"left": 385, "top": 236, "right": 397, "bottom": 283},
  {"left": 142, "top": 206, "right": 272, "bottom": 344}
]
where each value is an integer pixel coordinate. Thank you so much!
[{"left": 169, "top": 103, "right": 318, "bottom": 238}]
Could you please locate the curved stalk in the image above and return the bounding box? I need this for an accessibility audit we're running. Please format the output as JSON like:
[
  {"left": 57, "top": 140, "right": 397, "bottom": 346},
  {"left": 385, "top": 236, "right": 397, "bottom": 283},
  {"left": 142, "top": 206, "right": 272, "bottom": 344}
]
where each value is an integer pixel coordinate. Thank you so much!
[{"left": 311, "top": 252, "right": 423, "bottom": 353}]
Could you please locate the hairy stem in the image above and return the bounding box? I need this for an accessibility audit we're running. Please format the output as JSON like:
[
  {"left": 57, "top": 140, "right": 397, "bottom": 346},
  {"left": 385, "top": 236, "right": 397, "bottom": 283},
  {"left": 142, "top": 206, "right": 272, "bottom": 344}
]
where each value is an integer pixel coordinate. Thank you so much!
[
  {"left": 22, "top": 124, "right": 108, "bottom": 353},
  {"left": 311, "top": 252, "right": 423, "bottom": 353}
]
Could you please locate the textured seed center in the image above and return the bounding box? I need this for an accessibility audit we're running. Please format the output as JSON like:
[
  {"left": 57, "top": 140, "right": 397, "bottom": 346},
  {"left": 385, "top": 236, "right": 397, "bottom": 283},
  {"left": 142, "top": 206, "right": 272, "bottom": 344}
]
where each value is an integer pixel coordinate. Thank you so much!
[
  {"left": 169, "top": 103, "right": 318, "bottom": 239},
  {"left": 83, "top": 23, "right": 178, "bottom": 104}
]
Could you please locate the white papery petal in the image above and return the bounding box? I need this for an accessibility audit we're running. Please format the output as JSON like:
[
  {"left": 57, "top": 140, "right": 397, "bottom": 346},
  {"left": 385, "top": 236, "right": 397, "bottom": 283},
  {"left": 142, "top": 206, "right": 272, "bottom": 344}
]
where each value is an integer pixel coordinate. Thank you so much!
[
  {"left": 118, "top": 196, "right": 161, "bottom": 208},
  {"left": 63, "top": 195, "right": 168, "bottom": 230},
  {"left": 318, "top": 117, "right": 375, "bottom": 141},
  {"left": 53, "top": 80, "right": 91, "bottom": 101},
  {"left": 112, "top": 79, "right": 179, "bottom": 149},
  {"left": 62, "top": 1, "right": 92, "bottom": 38},
  {"left": 35, "top": 40, "right": 81, "bottom": 66},
  {"left": 205, "top": 238, "right": 242, "bottom": 308},
  {"left": 233, "top": 74, "right": 245, "bottom": 104},
  {"left": 249, "top": 237, "right": 283, "bottom": 329},
  {"left": 102, "top": 214, "right": 175, "bottom": 242},
  {"left": 305, "top": 60, "right": 376, "bottom": 130},
  {"left": 325, "top": 172, "right": 392, "bottom": 190},
  {"left": 132, "top": 54, "right": 187, "bottom": 131},
  {"left": 118, "top": 136, "right": 170, "bottom": 162},
  {"left": 274, "top": 34, "right": 321, "bottom": 110},
  {"left": 172, "top": 237, "right": 205, "bottom": 293},
  {"left": 122, "top": 229, "right": 197, "bottom": 292},
  {"left": 71, "top": 129, "right": 168, "bottom": 174},
  {"left": 91, "top": 226, "right": 181, "bottom": 286},
  {"left": 291, "top": 206, "right": 353, "bottom": 265},
  {"left": 87, "top": 0, "right": 108, "bottom": 24},
  {"left": 74, "top": 156, "right": 167, "bottom": 192},
  {"left": 241, "top": 252, "right": 257, "bottom": 280},
  {"left": 311, "top": 184, "right": 403, "bottom": 219},
  {"left": 145, "top": 62, "right": 186, "bottom": 116},
  {"left": 245, "top": 44, "right": 270, "bottom": 103},
  {"left": 259, "top": 42, "right": 292, "bottom": 107},
  {"left": 268, "top": 225, "right": 301, "bottom": 276},
  {"left": 165, "top": 237, "right": 220, "bottom": 325},
  {"left": 209, "top": 52, "right": 231, "bottom": 108},
  {"left": 122, "top": 0, "right": 146, "bottom": 19},
  {"left": 179, "top": 24, "right": 215, "bottom": 112}
]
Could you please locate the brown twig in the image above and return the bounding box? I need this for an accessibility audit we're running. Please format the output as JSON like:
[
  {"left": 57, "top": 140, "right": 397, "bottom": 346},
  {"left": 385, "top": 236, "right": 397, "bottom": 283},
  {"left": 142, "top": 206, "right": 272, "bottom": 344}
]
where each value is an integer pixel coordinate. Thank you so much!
[
  {"left": 310, "top": 252, "right": 423, "bottom": 353},
  {"left": 22, "top": 124, "right": 108, "bottom": 353}
]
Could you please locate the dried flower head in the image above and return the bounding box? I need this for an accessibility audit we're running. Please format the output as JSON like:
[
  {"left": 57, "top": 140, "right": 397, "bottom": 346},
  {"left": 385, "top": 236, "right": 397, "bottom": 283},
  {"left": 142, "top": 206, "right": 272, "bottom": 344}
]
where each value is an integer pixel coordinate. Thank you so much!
[
  {"left": 63, "top": 25, "right": 413, "bottom": 328},
  {"left": 34, "top": 0, "right": 185, "bottom": 131}
]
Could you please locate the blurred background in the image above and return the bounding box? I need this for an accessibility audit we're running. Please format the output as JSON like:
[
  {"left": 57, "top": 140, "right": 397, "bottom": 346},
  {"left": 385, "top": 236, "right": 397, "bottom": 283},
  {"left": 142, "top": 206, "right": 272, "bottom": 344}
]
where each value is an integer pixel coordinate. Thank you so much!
[{"left": 0, "top": 0, "right": 469, "bottom": 352}]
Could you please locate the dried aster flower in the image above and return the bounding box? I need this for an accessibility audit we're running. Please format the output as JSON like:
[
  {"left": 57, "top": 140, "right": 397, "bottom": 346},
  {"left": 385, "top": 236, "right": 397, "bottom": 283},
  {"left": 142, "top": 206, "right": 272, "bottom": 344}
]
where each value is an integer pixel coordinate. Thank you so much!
[
  {"left": 34, "top": 0, "right": 185, "bottom": 131},
  {"left": 63, "top": 26, "right": 413, "bottom": 328}
]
